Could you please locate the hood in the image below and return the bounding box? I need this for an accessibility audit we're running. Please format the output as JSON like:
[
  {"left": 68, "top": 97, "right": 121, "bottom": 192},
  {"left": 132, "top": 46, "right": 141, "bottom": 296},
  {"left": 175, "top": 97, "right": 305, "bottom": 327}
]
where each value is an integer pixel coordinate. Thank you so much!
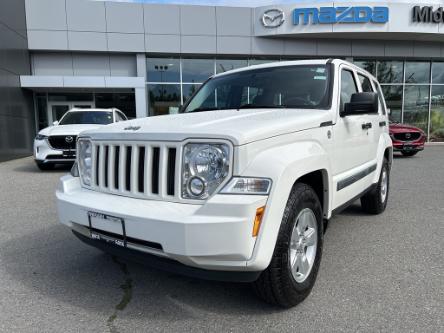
[
  {"left": 39, "top": 124, "right": 106, "bottom": 137},
  {"left": 80, "top": 109, "right": 332, "bottom": 146},
  {"left": 389, "top": 122, "right": 424, "bottom": 133}
]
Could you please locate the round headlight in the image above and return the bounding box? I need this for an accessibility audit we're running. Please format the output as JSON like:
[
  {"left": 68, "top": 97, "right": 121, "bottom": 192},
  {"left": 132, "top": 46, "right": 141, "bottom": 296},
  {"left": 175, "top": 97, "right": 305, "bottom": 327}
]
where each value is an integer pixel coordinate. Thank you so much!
[
  {"left": 189, "top": 145, "right": 227, "bottom": 181},
  {"left": 182, "top": 143, "right": 230, "bottom": 199},
  {"left": 78, "top": 139, "right": 92, "bottom": 186}
]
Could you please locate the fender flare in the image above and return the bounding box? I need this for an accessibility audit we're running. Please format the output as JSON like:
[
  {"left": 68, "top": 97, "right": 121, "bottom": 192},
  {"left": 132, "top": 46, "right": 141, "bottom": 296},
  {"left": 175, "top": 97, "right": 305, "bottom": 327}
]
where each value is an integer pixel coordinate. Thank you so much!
[{"left": 240, "top": 140, "right": 331, "bottom": 271}]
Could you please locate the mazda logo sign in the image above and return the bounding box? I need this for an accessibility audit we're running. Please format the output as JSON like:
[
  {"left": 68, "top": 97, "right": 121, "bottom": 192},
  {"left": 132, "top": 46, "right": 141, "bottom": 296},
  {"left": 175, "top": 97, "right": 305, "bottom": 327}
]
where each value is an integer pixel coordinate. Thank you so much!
[
  {"left": 65, "top": 136, "right": 74, "bottom": 143},
  {"left": 405, "top": 133, "right": 411, "bottom": 139},
  {"left": 261, "top": 9, "right": 285, "bottom": 28}
]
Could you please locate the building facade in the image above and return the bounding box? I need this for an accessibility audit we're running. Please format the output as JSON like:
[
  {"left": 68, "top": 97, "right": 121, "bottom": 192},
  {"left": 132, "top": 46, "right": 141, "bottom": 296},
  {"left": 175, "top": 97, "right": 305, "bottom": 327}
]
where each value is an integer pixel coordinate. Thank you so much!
[
  {"left": 3, "top": 0, "right": 444, "bottom": 161},
  {"left": 0, "top": 0, "right": 34, "bottom": 161}
]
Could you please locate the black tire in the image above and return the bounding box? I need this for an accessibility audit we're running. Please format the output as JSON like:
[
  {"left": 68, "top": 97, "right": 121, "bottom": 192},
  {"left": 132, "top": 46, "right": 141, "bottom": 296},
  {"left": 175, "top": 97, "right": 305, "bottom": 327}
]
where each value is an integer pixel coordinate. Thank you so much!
[
  {"left": 401, "top": 151, "right": 418, "bottom": 157},
  {"left": 252, "top": 183, "right": 323, "bottom": 308},
  {"left": 360, "top": 158, "right": 390, "bottom": 214},
  {"left": 36, "top": 162, "right": 55, "bottom": 171}
]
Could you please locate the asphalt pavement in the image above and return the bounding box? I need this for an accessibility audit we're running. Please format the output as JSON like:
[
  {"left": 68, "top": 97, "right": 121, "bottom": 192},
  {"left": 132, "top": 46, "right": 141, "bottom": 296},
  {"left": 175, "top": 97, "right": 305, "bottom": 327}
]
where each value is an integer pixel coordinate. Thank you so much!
[{"left": 0, "top": 148, "right": 443, "bottom": 332}]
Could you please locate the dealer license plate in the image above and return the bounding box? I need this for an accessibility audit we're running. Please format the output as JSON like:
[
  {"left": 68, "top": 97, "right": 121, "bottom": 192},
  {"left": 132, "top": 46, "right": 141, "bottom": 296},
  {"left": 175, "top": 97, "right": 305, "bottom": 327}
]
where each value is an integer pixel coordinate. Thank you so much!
[{"left": 88, "top": 212, "right": 126, "bottom": 247}]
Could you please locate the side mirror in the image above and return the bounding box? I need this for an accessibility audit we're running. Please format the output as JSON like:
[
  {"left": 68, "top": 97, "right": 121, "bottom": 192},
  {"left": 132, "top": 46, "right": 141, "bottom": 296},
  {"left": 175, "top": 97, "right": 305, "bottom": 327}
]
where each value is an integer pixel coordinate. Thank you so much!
[
  {"left": 53, "top": 121, "right": 59, "bottom": 126},
  {"left": 387, "top": 108, "right": 391, "bottom": 115},
  {"left": 342, "top": 92, "right": 378, "bottom": 117}
]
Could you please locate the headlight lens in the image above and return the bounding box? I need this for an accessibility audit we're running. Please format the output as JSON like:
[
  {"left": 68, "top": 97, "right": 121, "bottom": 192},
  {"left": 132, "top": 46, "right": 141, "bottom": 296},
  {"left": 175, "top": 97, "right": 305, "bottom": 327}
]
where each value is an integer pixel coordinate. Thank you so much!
[
  {"left": 182, "top": 143, "right": 230, "bottom": 199},
  {"left": 78, "top": 138, "right": 92, "bottom": 186},
  {"left": 35, "top": 134, "right": 47, "bottom": 140},
  {"left": 221, "top": 177, "right": 272, "bottom": 195}
]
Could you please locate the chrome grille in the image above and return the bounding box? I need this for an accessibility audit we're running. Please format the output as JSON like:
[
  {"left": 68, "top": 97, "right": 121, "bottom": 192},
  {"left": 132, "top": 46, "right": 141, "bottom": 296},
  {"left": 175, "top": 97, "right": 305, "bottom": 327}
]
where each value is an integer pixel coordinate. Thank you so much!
[{"left": 89, "top": 141, "right": 180, "bottom": 200}]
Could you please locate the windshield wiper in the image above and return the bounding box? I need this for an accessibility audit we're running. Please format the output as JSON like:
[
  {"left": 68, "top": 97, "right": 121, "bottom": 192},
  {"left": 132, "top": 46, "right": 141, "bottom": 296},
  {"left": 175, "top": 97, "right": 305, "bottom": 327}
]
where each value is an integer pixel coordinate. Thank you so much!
[{"left": 237, "top": 104, "right": 286, "bottom": 110}]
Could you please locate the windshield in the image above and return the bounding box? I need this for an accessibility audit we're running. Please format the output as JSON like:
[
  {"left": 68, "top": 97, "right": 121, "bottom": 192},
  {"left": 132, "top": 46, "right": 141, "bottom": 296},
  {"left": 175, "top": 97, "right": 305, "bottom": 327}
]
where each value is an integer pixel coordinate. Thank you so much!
[
  {"left": 59, "top": 111, "right": 113, "bottom": 125},
  {"left": 183, "top": 65, "right": 331, "bottom": 113}
]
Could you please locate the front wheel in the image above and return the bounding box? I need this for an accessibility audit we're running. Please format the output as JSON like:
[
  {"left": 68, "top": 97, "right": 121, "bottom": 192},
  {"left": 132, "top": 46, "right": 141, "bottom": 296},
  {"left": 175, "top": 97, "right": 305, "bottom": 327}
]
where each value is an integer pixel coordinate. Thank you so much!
[
  {"left": 253, "top": 183, "right": 323, "bottom": 308},
  {"left": 360, "top": 158, "right": 390, "bottom": 214}
]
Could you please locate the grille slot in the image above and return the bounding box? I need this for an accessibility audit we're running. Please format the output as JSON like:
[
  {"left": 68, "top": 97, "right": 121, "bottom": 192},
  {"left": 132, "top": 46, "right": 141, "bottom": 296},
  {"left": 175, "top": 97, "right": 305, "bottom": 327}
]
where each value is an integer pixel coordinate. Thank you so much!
[
  {"left": 152, "top": 147, "right": 160, "bottom": 194},
  {"left": 90, "top": 142, "right": 180, "bottom": 200}
]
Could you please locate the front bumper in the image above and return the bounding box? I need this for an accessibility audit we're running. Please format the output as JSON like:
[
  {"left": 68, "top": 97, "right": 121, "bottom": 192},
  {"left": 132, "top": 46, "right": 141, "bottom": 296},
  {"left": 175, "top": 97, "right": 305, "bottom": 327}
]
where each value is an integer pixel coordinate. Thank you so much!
[
  {"left": 392, "top": 141, "right": 425, "bottom": 152},
  {"left": 56, "top": 175, "right": 268, "bottom": 275},
  {"left": 34, "top": 139, "right": 76, "bottom": 164}
]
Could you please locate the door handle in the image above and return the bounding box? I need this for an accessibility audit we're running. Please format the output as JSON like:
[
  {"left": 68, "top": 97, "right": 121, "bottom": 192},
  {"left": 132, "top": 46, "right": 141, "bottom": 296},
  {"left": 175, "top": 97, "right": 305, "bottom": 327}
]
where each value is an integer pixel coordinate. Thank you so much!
[
  {"left": 361, "top": 122, "right": 372, "bottom": 130},
  {"left": 379, "top": 121, "right": 387, "bottom": 127}
]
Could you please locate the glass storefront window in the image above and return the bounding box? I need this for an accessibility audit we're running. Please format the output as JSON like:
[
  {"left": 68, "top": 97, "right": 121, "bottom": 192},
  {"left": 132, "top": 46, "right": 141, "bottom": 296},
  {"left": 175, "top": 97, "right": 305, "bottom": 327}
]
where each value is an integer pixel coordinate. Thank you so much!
[
  {"left": 146, "top": 57, "right": 180, "bottom": 82},
  {"left": 377, "top": 61, "right": 403, "bottom": 84},
  {"left": 216, "top": 59, "right": 248, "bottom": 74},
  {"left": 354, "top": 60, "right": 376, "bottom": 76},
  {"left": 35, "top": 93, "right": 48, "bottom": 130},
  {"left": 148, "top": 84, "right": 181, "bottom": 116},
  {"left": 403, "top": 85, "right": 430, "bottom": 132},
  {"left": 381, "top": 86, "right": 403, "bottom": 122},
  {"left": 430, "top": 85, "right": 444, "bottom": 142},
  {"left": 95, "top": 92, "right": 136, "bottom": 119},
  {"left": 405, "top": 61, "right": 430, "bottom": 84},
  {"left": 181, "top": 58, "right": 214, "bottom": 83},
  {"left": 249, "top": 58, "right": 280, "bottom": 66},
  {"left": 182, "top": 84, "right": 201, "bottom": 104},
  {"left": 48, "top": 93, "right": 93, "bottom": 102},
  {"left": 431, "top": 62, "right": 444, "bottom": 84}
]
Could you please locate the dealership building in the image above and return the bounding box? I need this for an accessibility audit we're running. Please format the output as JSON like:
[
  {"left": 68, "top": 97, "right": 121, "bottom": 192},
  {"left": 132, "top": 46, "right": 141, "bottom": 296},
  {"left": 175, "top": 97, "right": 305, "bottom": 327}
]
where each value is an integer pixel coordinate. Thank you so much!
[{"left": 1, "top": 0, "right": 444, "bottom": 161}]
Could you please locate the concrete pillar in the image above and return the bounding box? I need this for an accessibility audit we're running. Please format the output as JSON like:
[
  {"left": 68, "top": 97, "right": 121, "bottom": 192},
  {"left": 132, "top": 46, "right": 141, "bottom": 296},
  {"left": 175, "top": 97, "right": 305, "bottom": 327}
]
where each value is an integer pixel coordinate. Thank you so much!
[
  {"left": 135, "top": 87, "right": 148, "bottom": 119},
  {"left": 135, "top": 54, "right": 148, "bottom": 118}
]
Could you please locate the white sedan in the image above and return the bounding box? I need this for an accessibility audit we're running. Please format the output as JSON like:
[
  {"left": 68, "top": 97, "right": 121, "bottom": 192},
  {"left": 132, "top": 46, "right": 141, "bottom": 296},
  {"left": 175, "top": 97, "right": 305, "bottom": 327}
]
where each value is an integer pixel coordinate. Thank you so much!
[{"left": 34, "top": 108, "right": 127, "bottom": 170}]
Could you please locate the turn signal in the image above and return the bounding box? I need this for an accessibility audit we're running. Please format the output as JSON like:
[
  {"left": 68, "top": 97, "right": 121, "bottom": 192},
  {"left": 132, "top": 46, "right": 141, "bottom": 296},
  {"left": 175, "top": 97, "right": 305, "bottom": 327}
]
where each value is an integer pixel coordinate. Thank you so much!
[{"left": 252, "top": 206, "right": 266, "bottom": 237}]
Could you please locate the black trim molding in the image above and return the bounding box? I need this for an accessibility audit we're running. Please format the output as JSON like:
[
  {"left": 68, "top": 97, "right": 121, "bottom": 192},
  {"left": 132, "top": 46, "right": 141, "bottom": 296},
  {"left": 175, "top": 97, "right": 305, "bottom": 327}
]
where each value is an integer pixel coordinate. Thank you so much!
[{"left": 337, "top": 164, "right": 377, "bottom": 191}]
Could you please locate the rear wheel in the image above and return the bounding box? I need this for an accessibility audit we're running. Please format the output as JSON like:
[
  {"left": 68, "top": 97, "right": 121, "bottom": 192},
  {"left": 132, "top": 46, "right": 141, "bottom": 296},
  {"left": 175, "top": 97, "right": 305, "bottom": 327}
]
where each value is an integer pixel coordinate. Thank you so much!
[
  {"left": 360, "top": 158, "right": 389, "bottom": 214},
  {"left": 401, "top": 151, "right": 418, "bottom": 157},
  {"left": 253, "top": 183, "right": 323, "bottom": 308},
  {"left": 36, "top": 162, "right": 55, "bottom": 171}
]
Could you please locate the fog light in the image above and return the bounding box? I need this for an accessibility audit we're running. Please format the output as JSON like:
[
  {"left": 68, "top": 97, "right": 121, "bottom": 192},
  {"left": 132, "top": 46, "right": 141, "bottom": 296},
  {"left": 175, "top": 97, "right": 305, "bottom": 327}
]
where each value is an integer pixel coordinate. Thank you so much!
[{"left": 188, "top": 176, "right": 206, "bottom": 197}]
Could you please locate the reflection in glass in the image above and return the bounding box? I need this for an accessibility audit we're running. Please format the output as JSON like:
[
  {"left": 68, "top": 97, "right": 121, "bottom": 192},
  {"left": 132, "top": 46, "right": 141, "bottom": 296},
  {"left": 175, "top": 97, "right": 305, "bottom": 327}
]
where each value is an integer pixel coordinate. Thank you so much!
[
  {"left": 432, "top": 62, "right": 444, "bottom": 84},
  {"left": 377, "top": 61, "right": 403, "bottom": 83},
  {"left": 354, "top": 60, "right": 376, "bottom": 76},
  {"left": 147, "top": 58, "right": 180, "bottom": 82},
  {"left": 381, "top": 85, "right": 403, "bottom": 122},
  {"left": 405, "top": 62, "right": 430, "bottom": 84},
  {"left": 403, "top": 85, "right": 430, "bottom": 132},
  {"left": 216, "top": 59, "right": 248, "bottom": 74},
  {"left": 148, "top": 84, "right": 181, "bottom": 116},
  {"left": 182, "top": 84, "right": 201, "bottom": 104},
  {"left": 249, "top": 58, "right": 280, "bottom": 66},
  {"left": 95, "top": 93, "right": 136, "bottom": 119},
  {"left": 430, "top": 85, "right": 444, "bottom": 142},
  {"left": 182, "top": 58, "right": 214, "bottom": 83}
]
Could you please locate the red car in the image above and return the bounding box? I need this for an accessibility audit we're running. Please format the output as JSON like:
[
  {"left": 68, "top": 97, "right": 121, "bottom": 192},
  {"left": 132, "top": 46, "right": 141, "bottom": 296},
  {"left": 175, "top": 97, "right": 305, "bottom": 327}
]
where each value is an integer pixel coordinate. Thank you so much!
[{"left": 389, "top": 122, "right": 426, "bottom": 156}]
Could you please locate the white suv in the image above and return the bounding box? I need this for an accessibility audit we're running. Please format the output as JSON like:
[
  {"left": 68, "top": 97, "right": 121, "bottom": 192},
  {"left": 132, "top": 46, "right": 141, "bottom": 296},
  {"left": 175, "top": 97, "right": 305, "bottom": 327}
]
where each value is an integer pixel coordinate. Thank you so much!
[
  {"left": 56, "top": 59, "right": 392, "bottom": 307},
  {"left": 34, "top": 108, "right": 127, "bottom": 170}
]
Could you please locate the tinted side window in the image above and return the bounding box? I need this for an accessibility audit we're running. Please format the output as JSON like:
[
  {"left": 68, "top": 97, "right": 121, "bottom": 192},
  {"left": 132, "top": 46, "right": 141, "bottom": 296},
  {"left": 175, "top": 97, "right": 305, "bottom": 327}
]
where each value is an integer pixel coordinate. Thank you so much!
[
  {"left": 358, "top": 74, "right": 374, "bottom": 93},
  {"left": 340, "top": 70, "right": 358, "bottom": 113}
]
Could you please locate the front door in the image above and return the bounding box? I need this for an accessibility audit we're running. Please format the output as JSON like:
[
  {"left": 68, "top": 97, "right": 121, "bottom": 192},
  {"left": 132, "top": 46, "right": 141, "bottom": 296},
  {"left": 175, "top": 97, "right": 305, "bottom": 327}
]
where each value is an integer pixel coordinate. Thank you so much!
[{"left": 48, "top": 102, "right": 95, "bottom": 124}]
